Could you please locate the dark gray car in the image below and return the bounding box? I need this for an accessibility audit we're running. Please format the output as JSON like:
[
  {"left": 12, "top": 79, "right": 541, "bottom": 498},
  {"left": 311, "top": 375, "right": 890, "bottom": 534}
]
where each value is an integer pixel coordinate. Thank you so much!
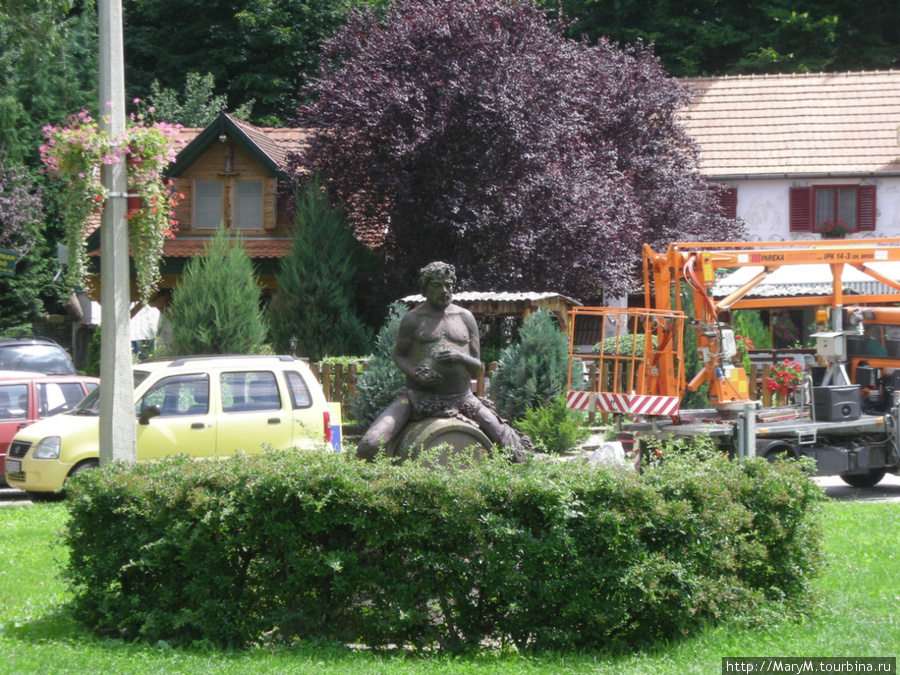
[{"left": 0, "top": 337, "right": 76, "bottom": 375}]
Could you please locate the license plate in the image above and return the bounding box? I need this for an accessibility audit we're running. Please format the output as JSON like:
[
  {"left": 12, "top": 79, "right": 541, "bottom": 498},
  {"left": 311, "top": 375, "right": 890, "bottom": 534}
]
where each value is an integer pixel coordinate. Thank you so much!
[{"left": 5, "top": 459, "right": 21, "bottom": 474}]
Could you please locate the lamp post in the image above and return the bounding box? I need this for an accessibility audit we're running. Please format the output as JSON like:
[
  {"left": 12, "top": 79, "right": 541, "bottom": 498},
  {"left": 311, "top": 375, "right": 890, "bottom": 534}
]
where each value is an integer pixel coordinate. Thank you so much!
[{"left": 97, "top": 0, "right": 136, "bottom": 464}]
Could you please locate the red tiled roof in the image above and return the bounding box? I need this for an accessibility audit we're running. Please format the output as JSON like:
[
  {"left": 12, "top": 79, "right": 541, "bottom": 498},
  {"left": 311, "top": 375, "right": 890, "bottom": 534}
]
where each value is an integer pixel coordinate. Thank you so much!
[{"left": 680, "top": 70, "right": 900, "bottom": 178}]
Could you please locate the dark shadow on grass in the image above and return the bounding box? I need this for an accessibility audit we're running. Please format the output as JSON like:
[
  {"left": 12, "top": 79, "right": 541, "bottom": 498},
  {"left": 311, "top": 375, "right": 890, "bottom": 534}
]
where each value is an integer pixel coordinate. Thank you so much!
[{"left": 3, "top": 602, "right": 89, "bottom": 643}]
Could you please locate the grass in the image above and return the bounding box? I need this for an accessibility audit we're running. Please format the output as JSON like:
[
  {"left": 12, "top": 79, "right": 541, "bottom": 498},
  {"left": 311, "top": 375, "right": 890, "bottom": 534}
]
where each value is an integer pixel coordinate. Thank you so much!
[{"left": 0, "top": 499, "right": 897, "bottom": 674}]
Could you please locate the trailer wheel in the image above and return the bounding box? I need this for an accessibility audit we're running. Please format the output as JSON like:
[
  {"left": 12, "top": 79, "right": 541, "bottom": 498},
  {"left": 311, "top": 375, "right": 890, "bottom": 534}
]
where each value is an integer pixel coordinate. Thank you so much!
[
  {"left": 840, "top": 469, "right": 886, "bottom": 488},
  {"left": 756, "top": 439, "right": 797, "bottom": 462}
]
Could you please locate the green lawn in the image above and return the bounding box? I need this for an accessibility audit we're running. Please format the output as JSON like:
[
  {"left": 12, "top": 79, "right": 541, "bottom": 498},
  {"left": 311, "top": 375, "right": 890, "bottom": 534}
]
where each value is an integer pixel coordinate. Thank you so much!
[{"left": 0, "top": 499, "right": 896, "bottom": 674}]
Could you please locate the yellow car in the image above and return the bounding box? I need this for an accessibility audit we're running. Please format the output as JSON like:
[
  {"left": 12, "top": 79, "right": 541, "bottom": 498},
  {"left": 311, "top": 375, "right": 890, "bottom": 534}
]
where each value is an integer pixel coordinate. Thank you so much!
[{"left": 6, "top": 355, "right": 341, "bottom": 499}]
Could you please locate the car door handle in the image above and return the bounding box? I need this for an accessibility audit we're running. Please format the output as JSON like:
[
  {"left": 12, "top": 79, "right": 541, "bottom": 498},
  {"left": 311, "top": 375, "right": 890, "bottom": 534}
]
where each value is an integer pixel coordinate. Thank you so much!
[
  {"left": 267, "top": 418, "right": 280, "bottom": 425},
  {"left": 191, "top": 422, "right": 205, "bottom": 430}
]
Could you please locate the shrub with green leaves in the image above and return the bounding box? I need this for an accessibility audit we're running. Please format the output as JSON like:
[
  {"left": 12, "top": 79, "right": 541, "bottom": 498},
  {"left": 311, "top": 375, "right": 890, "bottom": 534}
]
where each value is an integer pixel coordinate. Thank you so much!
[
  {"left": 593, "top": 333, "right": 658, "bottom": 357},
  {"left": 63, "top": 444, "right": 824, "bottom": 653},
  {"left": 348, "top": 303, "right": 407, "bottom": 429},
  {"left": 492, "top": 309, "right": 569, "bottom": 421},
  {"left": 164, "top": 226, "right": 268, "bottom": 355},
  {"left": 513, "top": 395, "right": 589, "bottom": 454}
]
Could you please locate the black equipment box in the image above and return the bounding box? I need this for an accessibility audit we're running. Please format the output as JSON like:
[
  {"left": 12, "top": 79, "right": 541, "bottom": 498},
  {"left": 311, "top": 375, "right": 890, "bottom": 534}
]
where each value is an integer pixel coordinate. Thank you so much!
[{"left": 813, "top": 385, "right": 862, "bottom": 422}]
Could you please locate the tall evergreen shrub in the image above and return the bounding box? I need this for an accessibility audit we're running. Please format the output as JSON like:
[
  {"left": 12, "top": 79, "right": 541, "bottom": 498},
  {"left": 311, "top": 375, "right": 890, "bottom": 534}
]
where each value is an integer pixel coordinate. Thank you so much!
[
  {"left": 164, "top": 226, "right": 268, "bottom": 355},
  {"left": 268, "top": 175, "right": 374, "bottom": 361},
  {"left": 493, "top": 309, "right": 569, "bottom": 421},
  {"left": 349, "top": 303, "right": 407, "bottom": 429},
  {"left": 733, "top": 310, "right": 772, "bottom": 350}
]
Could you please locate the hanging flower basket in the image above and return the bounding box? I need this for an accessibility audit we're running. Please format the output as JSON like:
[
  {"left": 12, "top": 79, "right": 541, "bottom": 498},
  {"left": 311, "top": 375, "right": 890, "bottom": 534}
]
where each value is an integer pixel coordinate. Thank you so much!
[
  {"left": 126, "top": 193, "right": 143, "bottom": 214},
  {"left": 40, "top": 103, "right": 184, "bottom": 303}
]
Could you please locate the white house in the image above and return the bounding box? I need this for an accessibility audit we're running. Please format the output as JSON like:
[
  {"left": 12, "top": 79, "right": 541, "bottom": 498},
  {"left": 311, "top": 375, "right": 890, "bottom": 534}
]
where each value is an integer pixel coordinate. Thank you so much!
[{"left": 681, "top": 71, "right": 900, "bottom": 241}]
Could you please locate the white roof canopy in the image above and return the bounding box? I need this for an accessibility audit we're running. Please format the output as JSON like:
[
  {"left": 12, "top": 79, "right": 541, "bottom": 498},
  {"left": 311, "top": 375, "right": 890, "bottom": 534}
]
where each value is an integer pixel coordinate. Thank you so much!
[{"left": 712, "top": 263, "right": 900, "bottom": 299}]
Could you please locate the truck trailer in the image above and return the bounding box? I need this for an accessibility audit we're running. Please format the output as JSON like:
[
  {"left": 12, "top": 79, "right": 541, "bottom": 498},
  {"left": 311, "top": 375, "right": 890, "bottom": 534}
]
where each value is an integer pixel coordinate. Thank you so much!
[{"left": 566, "top": 239, "right": 900, "bottom": 487}]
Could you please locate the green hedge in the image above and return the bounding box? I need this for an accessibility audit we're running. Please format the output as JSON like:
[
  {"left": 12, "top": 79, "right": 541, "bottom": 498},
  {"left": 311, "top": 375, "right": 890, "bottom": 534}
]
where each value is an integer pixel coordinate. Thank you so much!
[{"left": 62, "top": 448, "right": 824, "bottom": 653}]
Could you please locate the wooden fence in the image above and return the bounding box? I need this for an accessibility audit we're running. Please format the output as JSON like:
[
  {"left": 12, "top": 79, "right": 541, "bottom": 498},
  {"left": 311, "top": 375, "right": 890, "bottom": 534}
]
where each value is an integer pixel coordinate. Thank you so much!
[
  {"left": 309, "top": 361, "right": 499, "bottom": 411},
  {"left": 311, "top": 350, "right": 812, "bottom": 422}
]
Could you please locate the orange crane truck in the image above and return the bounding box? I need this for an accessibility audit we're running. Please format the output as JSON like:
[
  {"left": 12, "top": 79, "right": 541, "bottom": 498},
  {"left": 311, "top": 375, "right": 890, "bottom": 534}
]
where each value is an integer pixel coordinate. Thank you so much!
[{"left": 566, "top": 238, "right": 900, "bottom": 487}]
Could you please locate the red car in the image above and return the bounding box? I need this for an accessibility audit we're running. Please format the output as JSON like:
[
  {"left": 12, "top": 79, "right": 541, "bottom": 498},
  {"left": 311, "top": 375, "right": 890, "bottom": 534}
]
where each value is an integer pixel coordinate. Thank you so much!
[{"left": 0, "top": 372, "right": 99, "bottom": 485}]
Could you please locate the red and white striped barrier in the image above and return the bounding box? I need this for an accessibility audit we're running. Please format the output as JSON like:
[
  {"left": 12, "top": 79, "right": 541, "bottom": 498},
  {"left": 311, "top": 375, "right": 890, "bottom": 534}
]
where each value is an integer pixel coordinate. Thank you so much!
[
  {"left": 565, "top": 390, "right": 595, "bottom": 411},
  {"left": 566, "top": 391, "right": 680, "bottom": 416}
]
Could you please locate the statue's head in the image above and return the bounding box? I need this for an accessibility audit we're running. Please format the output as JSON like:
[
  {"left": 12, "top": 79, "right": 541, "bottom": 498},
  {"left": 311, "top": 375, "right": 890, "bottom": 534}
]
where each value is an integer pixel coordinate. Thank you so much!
[{"left": 418, "top": 261, "right": 456, "bottom": 295}]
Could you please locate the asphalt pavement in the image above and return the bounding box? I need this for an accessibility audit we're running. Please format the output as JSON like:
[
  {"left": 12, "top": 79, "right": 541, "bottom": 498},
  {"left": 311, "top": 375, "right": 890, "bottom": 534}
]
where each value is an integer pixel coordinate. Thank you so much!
[{"left": 812, "top": 472, "right": 900, "bottom": 502}]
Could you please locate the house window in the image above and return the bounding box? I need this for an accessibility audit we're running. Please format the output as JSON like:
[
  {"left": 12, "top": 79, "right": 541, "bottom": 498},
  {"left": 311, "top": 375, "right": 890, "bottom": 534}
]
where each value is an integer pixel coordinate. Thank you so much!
[
  {"left": 234, "top": 180, "right": 263, "bottom": 229},
  {"left": 194, "top": 180, "right": 223, "bottom": 229},
  {"left": 789, "top": 185, "right": 876, "bottom": 233},
  {"left": 717, "top": 186, "right": 738, "bottom": 219}
]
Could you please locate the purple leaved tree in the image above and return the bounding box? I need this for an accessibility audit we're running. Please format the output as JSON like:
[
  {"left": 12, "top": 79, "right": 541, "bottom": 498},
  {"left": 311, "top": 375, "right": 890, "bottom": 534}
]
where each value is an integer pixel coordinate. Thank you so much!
[
  {"left": 292, "top": 0, "right": 744, "bottom": 300},
  {"left": 0, "top": 164, "right": 42, "bottom": 258}
]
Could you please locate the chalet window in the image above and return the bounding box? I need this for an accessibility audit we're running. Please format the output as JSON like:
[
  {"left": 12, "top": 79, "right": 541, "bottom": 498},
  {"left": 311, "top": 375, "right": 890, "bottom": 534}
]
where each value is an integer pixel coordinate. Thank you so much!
[
  {"left": 194, "top": 180, "right": 223, "bottom": 229},
  {"left": 789, "top": 185, "right": 876, "bottom": 232},
  {"left": 234, "top": 180, "right": 263, "bottom": 229}
]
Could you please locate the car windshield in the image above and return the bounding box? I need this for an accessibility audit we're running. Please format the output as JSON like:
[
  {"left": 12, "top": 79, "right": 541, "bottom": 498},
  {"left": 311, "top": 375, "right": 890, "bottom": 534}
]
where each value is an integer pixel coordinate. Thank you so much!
[
  {"left": 70, "top": 370, "right": 151, "bottom": 415},
  {"left": 0, "top": 345, "right": 75, "bottom": 375}
]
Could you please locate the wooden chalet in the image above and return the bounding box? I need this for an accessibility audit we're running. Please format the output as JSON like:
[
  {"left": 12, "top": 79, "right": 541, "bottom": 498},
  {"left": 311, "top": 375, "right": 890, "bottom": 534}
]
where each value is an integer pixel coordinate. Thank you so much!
[{"left": 85, "top": 113, "right": 311, "bottom": 308}]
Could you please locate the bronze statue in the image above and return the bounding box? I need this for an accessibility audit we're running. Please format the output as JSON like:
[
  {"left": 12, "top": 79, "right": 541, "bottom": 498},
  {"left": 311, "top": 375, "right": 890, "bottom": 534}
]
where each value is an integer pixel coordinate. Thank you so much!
[{"left": 356, "top": 262, "right": 529, "bottom": 462}]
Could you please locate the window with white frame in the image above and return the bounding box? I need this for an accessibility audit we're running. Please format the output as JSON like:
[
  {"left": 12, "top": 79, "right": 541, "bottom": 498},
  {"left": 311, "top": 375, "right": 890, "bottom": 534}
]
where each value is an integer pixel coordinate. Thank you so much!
[
  {"left": 234, "top": 180, "right": 263, "bottom": 229},
  {"left": 194, "top": 180, "right": 223, "bottom": 229}
]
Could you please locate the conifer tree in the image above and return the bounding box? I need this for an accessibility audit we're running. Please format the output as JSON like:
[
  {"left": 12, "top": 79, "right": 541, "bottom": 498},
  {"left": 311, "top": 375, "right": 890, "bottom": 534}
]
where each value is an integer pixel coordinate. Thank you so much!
[
  {"left": 268, "top": 175, "right": 373, "bottom": 361},
  {"left": 492, "top": 309, "right": 569, "bottom": 421},
  {"left": 349, "top": 303, "right": 407, "bottom": 430},
  {"left": 165, "top": 226, "right": 268, "bottom": 355}
]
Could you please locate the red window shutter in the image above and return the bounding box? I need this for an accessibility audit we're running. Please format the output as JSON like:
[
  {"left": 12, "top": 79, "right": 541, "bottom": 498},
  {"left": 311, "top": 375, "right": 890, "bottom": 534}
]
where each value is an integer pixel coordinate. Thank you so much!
[
  {"left": 718, "top": 187, "right": 737, "bottom": 219},
  {"left": 857, "top": 185, "right": 876, "bottom": 231},
  {"left": 789, "top": 187, "right": 813, "bottom": 232}
]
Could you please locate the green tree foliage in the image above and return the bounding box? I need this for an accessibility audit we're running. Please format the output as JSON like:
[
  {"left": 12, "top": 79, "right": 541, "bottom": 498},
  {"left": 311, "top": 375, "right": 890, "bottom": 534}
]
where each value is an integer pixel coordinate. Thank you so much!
[
  {"left": 492, "top": 309, "right": 569, "bottom": 421},
  {"left": 295, "top": 0, "right": 743, "bottom": 301},
  {"left": 733, "top": 310, "right": 772, "bottom": 351},
  {"left": 165, "top": 226, "right": 269, "bottom": 355},
  {"left": 554, "top": 0, "right": 899, "bottom": 77},
  {"left": 0, "top": 0, "right": 97, "bottom": 166},
  {"left": 0, "top": 1, "right": 95, "bottom": 326},
  {"left": 123, "top": 0, "right": 372, "bottom": 125},
  {"left": 148, "top": 72, "right": 254, "bottom": 127},
  {"left": 268, "top": 176, "right": 374, "bottom": 361},
  {"left": 348, "top": 303, "right": 407, "bottom": 430}
]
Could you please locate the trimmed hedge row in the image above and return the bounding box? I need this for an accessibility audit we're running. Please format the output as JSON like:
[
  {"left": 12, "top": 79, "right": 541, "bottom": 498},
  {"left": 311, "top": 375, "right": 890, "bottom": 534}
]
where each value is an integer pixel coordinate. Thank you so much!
[{"left": 62, "top": 448, "right": 824, "bottom": 653}]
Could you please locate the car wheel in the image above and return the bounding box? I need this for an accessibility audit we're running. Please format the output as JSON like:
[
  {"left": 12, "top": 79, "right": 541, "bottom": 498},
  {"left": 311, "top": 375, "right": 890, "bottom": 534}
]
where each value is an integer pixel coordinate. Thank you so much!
[
  {"left": 756, "top": 439, "right": 796, "bottom": 462},
  {"left": 840, "top": 469, "right": 886, "bottom": 488},
  {"left": 68, "top": 459, "right": 99, "bottom": 481}
]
